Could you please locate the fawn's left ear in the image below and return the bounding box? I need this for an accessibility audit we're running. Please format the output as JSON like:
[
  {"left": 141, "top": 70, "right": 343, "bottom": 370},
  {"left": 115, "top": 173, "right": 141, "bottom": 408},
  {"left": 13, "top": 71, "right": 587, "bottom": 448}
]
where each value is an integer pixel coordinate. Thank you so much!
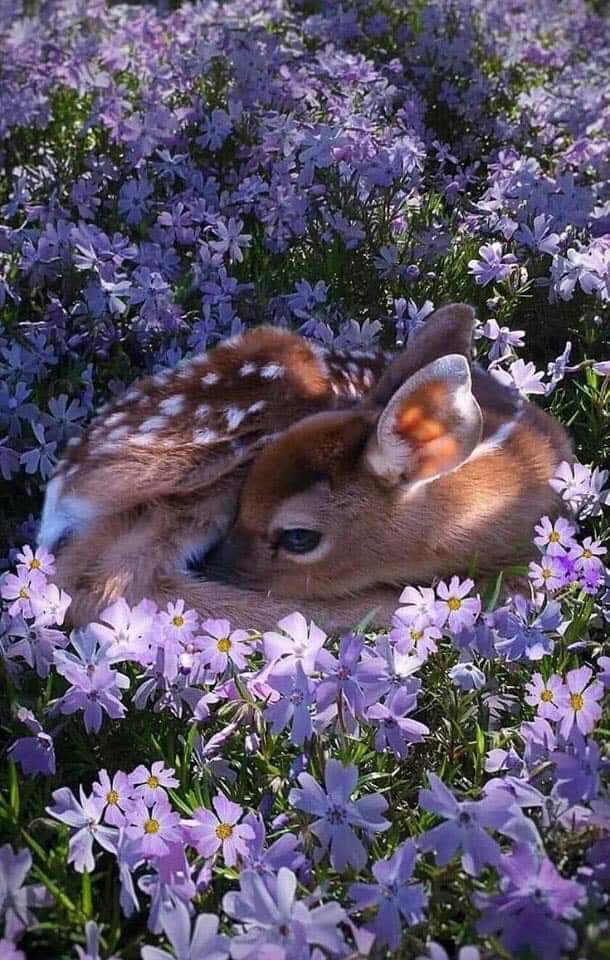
[{"left": 365, "top": 354, "right": 482, "bottom": 486}]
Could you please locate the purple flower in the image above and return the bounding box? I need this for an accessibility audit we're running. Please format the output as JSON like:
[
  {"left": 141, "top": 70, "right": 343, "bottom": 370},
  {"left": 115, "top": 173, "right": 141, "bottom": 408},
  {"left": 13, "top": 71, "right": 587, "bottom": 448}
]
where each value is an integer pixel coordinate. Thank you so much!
[
  {"left": 288, "top": 759, "right": 389, "bottom": 871},
  {"left": 474, "top": 845, "right": 584, "bottom": 960},
  {"left": 185, "top": 795, "right": 254, "bottom": 867},
  {"left": 555, "top": 666, "right": 604, "bottom": 738},
  {"left": 91, "top": 769, "right": 134, "bottom": 826},
  {"left": 130, "top": 762, "right": 179, "bottom": 805},
  {"left": 468, "top": 242, "right": 517, "bottom": 285},
  {"left": 262, "top": 613, "right": 327, "bottom": 676},
  {"left": 525, "top": 672, "right": 565, "bottom": 720},
  {"left": 126, "top": 797, "right": 181, "bottom": 860},
  {"left": 449, "top": 660, "right": 486, "bottom": 691},
  {"left": 56, "top": 664, "right": 128, "bottom": 733},
  {"left": 209, "top": 218, "right": 251, "bottom": 263},
  {"left": 223, "top": 867, "right": 347, "bottom": 958},
  {"left": 15, "top": 545, "right": 55, "bottom": 578},
  {"left": 0, "top": 940, "right": 25, "bottom": 960},
  {"left": 417, "top": 774, "right": 516, "bottom": 876},
  {"left": 550, "top": 460, "right": 610, "bottom": 518},
  {"left": 239, "top": 814, "right": 303, "bottom": 877},
  {"left": 198, "top": 620, "right": 252, "bottom": 675},
  {"left": 349, "top": 841, "right": 427, "bottom": 949},
  {"left": 8, "top": 708, "right": 55, "bottom": 776},
  {"left": 493, "top": 358, "right": 547, "bottom": 396},
  {"left": 0, "top": 845, "right": 52, "bottom": 940},
  {"left": 141, "top": 898, "right": 229, "bottom": 960},
  {"left": 46, "top": 787, "right": 118, "bottom": 873},
  {"left": 435, "top": 577, "right": 481, "bottom": 633},
  {"left": 367, "top": 688, "right": 429, "bottom": 758},
  {"left": 533, "top": 516, "right": 577, "bottom": 556},
  {"left": 316, "top": 632, "right": 386, "bottom": 730},
  {"left": 264, "top": 662, "right": 316, "bottom": 745}
]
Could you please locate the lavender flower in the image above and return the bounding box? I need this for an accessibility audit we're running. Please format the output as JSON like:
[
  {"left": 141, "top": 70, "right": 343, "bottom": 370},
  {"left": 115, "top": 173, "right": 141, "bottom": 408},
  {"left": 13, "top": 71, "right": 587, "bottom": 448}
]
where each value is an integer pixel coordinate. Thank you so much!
[
  {"left": 141, "top": 898, "right": 229, "bottom": 960},
  {"left": 262, "top": 613, "right": 327, "bottom": 676},
  {"left": 0, "top": 845, "right": 52, "bottom": 939},
  {"left": 288, "top": 759, "right": 389, "bottom": 871},
  {"left": 264, "top": 662, "right": 316, "bottom": 745},
  {"left": 555, "top": 665, "right": 604, "bottom": 738},
  {"left": 223, "top": 867, "right": 347, "bottom": 958},
  {"left": 130, "top": 763, "right": 179, "bottom": 805},
  {"left": 185, "top": 795, "right": 254, "bottom": 866},
  {"left": 46, "top": 787, "right": 118, "bottom": 872},
  {"left": 126, "top": 798, "right": 182, "bottom": 860},
  {"left": 367, "top": 688, "right": 429, "bottom": 757},
  {"left": 468, "top": 242, "right": 517, "bottom": 285},
  {"left": 7, "top": 707, "right": 55, "bottom": 776},
  {"left": 474, "top": 844, "right": 584, "bottom": 960},
  {"left": 349, "top": 841, "right": 427, "bottom": 949}
]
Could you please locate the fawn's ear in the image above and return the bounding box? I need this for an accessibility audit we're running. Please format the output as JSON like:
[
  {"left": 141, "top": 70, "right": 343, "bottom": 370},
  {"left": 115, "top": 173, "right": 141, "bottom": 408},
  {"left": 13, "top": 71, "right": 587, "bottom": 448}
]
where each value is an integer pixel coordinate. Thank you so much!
[
  {"left": 365, "top": 354, "right": 482, "bottom": 486},
  {"left": 371, "top": 303, "right": 477, "bottom": 405}
]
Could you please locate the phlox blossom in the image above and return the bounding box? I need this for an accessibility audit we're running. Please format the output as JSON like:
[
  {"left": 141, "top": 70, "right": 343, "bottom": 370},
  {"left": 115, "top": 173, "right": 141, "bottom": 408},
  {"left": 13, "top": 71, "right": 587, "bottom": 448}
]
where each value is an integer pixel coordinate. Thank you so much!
[{"left": 555, "top": 665, "right": 604, "bottom": 737}]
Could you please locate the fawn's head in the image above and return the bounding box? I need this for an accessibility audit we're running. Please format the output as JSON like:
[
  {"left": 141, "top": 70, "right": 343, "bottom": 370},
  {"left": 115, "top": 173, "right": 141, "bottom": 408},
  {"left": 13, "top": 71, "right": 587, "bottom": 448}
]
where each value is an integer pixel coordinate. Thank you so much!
[{"left": 206, "top": 304, "right": 571, "bottom": 597}]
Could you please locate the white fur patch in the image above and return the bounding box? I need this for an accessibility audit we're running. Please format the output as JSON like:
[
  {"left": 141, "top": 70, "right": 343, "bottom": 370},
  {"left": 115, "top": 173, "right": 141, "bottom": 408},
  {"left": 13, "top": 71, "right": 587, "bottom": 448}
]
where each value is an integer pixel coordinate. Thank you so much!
[
  {"left": 240, "top": 362, "right": 258, "bottom": 376},
  {"left": 468, "top": 412, "right": 523, "bottom": 462},
  {"left": 225, "top": 407, "right": 247, "bottom": 431},
  {"left": 159, "top": 395, "right": 185, "bottom": 415},
  {"left": 248, "top": 400, "right": 266, "bottom": 414},
  {"left": 129, "top": 433, "right": 156, "bottom": 446},
  {"left": 193, "top": 428, "right": 218, "bottom": 445},
  {"left": 139, "top": 416, "right": 167, "bottom": 433},
  {"left": 202, "top": 371, "right": 220, "bottom": 386},
  {"left": 196, "top": 404, "right": 211, "bottom": 418},
  {"left": 38, "top": 476, "right": 97, "bottom": 549},
  {"left": 260, "top": 362, "right": 284, "bottom": 380},
  {"left": 107, "top": 425, "right": 130, "bottom": 442}
]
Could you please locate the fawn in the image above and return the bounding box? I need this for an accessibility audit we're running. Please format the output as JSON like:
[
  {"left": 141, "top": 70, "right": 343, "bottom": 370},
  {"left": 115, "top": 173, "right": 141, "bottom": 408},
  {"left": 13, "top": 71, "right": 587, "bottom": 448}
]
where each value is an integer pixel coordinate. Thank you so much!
[
  {"left": 205, "top": 305, "right": 572, "bottom": 599},
  {"left": 38, "top": 303, "right": 572, "bottom": 628},
  {"left": 38, "top": 322, "right": 397, "bottom": 627}
]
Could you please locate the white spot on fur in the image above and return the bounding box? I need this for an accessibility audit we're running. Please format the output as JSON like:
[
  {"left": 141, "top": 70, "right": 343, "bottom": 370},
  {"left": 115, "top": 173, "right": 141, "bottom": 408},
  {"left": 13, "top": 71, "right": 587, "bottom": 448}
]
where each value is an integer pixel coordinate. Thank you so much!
[
  {"left": 468, "top": 413, "right": 523, "bottom": 462},
  {"left": 225, "top": 407, "right": 247, "bottom": 431},
  {"left": 260, "top": 363, "right": 284, "bottom": 380},
  {"left": 159, "top": 395, "right": 185, "bottom": 415},
  {"left": 66, "top": 465, "right": 79, "bottom": 478},
  {"left": 67, "top": 437, "right": 81, "bottom": 448},
  {"left": 248, "top": 400, "right": 266, "bottom": 414},
  {"left": 193, "top": 428, "right": 218, "bottom": 445},
  {"left": 202, "top": 371, "right": 220, "bottom": 386},
  {"left": 362, "top": 369, "right": 374, "bottom": 387},
  {"left": 105, "top": 412, "right": 126, "bottom": 427},
  {"left": 129, "top": 433, "right": 156, "bottom": 446},
  {"left": 195, "top": 404, "right": 211, "bottom": 418},
  {"left": 152, "top": 370, "right": 173, "bottom": 386},
  {"left": 107, "top": 425, "right": 130, "bottom": 442},
  {"left": 139, "top": 416, "right": 167, "bottom": 433},
  {"left": 240, "top": 361, "right": 257, "bottom": 376},
  {"left": 119, "top": 388, "right": 141, "bottom": 405}
]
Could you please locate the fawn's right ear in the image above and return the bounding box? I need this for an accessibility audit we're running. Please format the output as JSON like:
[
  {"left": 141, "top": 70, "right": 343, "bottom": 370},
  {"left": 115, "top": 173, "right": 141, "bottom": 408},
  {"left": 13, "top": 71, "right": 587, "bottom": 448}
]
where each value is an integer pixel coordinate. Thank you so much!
[
  {"left": 365, "top": 353, "right": 483, "bottom": 486},
  {"left": 370, "top": 302, "right": 477, "bottom": 406}
]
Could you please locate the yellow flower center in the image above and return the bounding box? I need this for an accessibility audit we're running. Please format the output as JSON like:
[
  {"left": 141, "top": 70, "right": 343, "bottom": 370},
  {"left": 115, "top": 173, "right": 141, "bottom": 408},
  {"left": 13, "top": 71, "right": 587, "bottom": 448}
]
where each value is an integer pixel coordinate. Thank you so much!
[
  {"left": 215, "top": 822, "right": 233, "bottom": 841},
  {"left": 540, "top": 690, "right": 554, "bottom": 703},
  {"left": 410, "top": 629, "right": 423, "bottom": 641},
  {"left": 570, "top": 693, "right": 584, "bottom": 712},
  {"left": 144, "top": 818, "right": 160, "bottom": 834},
  {"left": 542, "top": 567, "right": 552, "bottom": 579},
  {"left": 217, "top": 637, "right": 232, "bottom": 654},
  {"left": 146, "top": 775, "right": 160, "bottom": 789},
  {"left": 106, "top": 790, "right": 120, "bottom": 805},
  {"left": 30, "top": 558, "right": 41, "bottom": 569},
  {"left": 582, "top": 549, "right": 593, "bottom": 559},
  {"left": 548, "top": 531, "right": 561, "bottom": 543},
  {"left": 172, "top": 615, "right": 185, "bottom": 627},
  {"left": 447, "top": 597, "right": 462, "bottom": 611},
  {"left": 19, "top": 587, "right": 29, "bottom": 599}
]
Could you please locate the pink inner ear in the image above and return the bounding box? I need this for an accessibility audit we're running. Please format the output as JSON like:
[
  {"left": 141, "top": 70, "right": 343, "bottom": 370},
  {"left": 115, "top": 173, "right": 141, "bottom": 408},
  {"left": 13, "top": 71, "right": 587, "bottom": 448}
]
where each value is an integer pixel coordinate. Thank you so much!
[{"left": 393, "top": 379, "right": 468, "bottom": 478}]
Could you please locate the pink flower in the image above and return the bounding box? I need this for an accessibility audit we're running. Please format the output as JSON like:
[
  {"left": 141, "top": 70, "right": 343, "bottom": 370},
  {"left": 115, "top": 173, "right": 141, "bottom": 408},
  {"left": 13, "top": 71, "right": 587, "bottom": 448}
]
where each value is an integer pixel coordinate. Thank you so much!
[
  {"left": 15, "top": 544, "right": 55, "bottom": 577},
  {"left": 158, "top": 599, "right": 199, "bottom": 642},
  {"left": 185, "top": 794, "right": 254, "bottom": 866},
  {"left": 199, "top": 619, "right": 252, "bottom": 674},
  {"left": 1, "top": 567, "right": 46, "bottom": 618},
  {"left": 555, "top": 666, "right": 604, "bottom": 738},
  {"left": 434, "top": 577, "right": 481, "bottom": 633},
  {"left": 30, "top": 581, "right": 71, "bottom": 627},
  {"left": 92, "top": 769, "right": 134, "bottom": 826},
  {"left": 126, "top": 797, "right": 181, "bottom": 858},
  {"left": 533, "top": 516, "right": 577, "bottom": 556},
  {"left": 130, "top": 761, "right": 178, "bottom": 805},
  {"left": 524, "top": 673, "right": 565, "bottom": 721},
  {"left": 528, "top": 557, "right": 565, "bottom": 592},
  {"left": 569, "top": 537, "right": 606, "bottom": 577}
]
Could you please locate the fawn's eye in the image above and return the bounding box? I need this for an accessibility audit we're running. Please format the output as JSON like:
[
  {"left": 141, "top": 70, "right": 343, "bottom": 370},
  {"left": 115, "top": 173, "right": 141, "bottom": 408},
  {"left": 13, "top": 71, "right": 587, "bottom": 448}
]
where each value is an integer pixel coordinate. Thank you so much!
[{"left": 277, "top": 528, "right": 322, "bottom": 554}]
